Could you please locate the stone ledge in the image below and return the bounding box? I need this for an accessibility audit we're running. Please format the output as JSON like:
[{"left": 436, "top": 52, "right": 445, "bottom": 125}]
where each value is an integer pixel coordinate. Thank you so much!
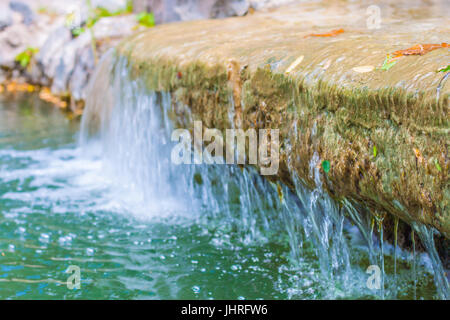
[{"left": 116, "top": 0, "right": 449, "bottom": 238}]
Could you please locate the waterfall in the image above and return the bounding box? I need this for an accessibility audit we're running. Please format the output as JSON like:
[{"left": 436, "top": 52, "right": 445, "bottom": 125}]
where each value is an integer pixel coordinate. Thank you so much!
[{"left": 79, "top": 49, "right": 449, "bottom": 300}]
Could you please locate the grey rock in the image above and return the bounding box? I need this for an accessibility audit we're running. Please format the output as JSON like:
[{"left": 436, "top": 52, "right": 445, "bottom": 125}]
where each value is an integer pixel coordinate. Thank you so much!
[
  {"left": 210, "top": 0, "right": 249, "bottom": 18},
  {"left": 91, "top": 0, "right": 128, "bottom": 13},
  {"left": 0, "top": 23, "right": 32, "bottom": 68},
  {"left": 69, "top": 45, "right": 95, "bottom": 101},
  {"left": 9, "top": 1, "right": 35, "bottom": 25},
  {"left": 51, "top": 32, "right": 92, "bottom": 95},
  {"left": 0, "top": 4, "right": 13, "bottom": 31},
  {"left": 93, "top": 15, "right": 136, "bottom": 39},
  {"left": 249, "top": 0, "right": 296, "bottom": 10},
  {"left": 0, "top": 68, "right": 8, "bottom": 83},
  {"left": 35, "top": 26, "right": 72, "bottom": 81},
  {"left": 133, "top": 0, "right": 250, "bottom": 24}
]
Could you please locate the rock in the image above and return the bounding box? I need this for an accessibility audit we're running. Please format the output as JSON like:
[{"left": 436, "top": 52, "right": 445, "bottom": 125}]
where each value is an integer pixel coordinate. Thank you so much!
[
  {"left": 0, "top": 69, "right": 8, "bottom": 83},
  {"left": 35, "top": 26, "right": 72, "bottom": 82},
  {"left": 134, "top": 0, "right": 250, "bottom": 24},
  {"left": 0, "top": 4, "right": 13, "bottom": 31},
  {"left": 0, "top": 23, "right": 32, "bottom": 68},
  {"left": 93, "top": 15, "right": 136, "bottom": 39},
  {"left": 249, "top": 0, "right": 296, "bottom": 10},
  {"left": 69, "top": 45, "right": 95, "bottom": 102},
  {"left": 51, "top": 32, "right": 92, "bottom": 95},
  {"left": 210, "top": 0, "right": 249, "bottom": 18},
  {"left": 91, "top": 0, "right": 128, "bottom": 12},
  {"left": 9, "top": 1, "right": 35, "bottom": 25}
]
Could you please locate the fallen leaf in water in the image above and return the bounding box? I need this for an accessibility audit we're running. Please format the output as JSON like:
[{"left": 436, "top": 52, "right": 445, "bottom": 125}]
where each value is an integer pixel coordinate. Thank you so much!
[
  {"left": 306, "top": 28, "right": 344, "bottom": 38},
  {"left": 353, "top": 65, "right": 375, "bottom": 73},
  {"left": 392, "top": 43, "right": 448, "bottom": 58},
  {"left": 285, "top": 55, "right": 304, "bottom": 74}
]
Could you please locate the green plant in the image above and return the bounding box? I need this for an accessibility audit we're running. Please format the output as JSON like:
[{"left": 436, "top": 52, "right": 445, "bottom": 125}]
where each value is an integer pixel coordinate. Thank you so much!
[
  {"left": 136, "top": 12, "right": 155, "bottom": 27},
  {"left": 74, "top": 1, "right": 133, "bottom": 33},
  {"left": 380, "top": 54, "right": 397, "bottom": 71},
  {"left": 321, "top": 160, "right": 330, "bottom": 173},
  {"left": 373, "top": 145, "right": 377, "bottom": 158},
  {"left": 71, "top": 27, "right": 86, "bottom": 37},
  {"left": 434, "top": 159, "right": 442, "bottom": 172},
  {"left": 15, "top": 47, "right": 39, "bottom": 68},
  {"left": 437, "top": 65, "right": 450, "bottom": 73},
  {"left": 37, "top": 6, "right": 48, "bottom": 14}
]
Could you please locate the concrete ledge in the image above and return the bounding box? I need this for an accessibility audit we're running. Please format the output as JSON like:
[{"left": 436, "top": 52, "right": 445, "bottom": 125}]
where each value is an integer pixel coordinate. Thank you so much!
[{"left": 116, "top": 0, "right": 449, "bottom": 238}]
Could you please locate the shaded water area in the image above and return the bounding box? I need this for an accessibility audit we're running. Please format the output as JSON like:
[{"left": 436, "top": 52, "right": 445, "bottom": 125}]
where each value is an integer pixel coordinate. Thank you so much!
[{"left": 0, "top": 57, "right": 447, "bottom": 299}]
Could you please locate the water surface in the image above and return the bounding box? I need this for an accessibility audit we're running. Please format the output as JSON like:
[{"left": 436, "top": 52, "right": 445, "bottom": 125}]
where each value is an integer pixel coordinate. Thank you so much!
[{"left": 0, "top": 93, "right": 441, "bottom": 299}]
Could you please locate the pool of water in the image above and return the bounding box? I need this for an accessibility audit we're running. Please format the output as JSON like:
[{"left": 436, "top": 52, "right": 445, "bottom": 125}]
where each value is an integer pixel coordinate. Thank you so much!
[{"left": 0, "top": 93, "right": 441, "bottom": 299}]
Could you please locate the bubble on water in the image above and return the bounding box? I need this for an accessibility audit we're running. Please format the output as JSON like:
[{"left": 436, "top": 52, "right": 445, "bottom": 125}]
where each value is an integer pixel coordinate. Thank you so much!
[
  {"left": 8, "top": 244, "right": 15, "bottom": 252},
  {"left": 238, "top": 296, "right": 245, "bottom": 300},
  {"left": 58, "top": 236, "right": 73, "bottom": 246},
  {"left": 191, "top": 260, "right": 198, "bottom": 264},
  {"left": 39, "top": 233, "right": 50, "bottom": 243},
  {"left": 86, "top": 248, "right": 94, "bottom": 256},
  {"left": 192, "top": 286, "right": 200, "bottom": 293},
  {"left": 231, "top": 264, "right": 241, "bottom": 271}
]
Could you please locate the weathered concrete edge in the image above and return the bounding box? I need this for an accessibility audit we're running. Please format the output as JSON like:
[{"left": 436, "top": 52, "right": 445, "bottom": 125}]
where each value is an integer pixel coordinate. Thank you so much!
[{"left": 116, "top": 39, "right": 449, "bottom": 241}]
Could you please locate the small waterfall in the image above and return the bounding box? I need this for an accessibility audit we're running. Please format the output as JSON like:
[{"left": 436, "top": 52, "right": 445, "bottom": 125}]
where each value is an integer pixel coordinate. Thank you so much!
[
  {"left": 79, "top": 49, "right": 449, "bottom": 299},
  {"left": 413, "top": 223, "right": 449, "bottom": 300}
]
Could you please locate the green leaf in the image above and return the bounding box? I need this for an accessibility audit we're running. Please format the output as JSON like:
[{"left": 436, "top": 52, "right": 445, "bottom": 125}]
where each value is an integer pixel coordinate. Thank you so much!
[
  {"left": 437, "top": 65, "right": 450, "bottom": 73},
  {"left": 137, "top": 12, "right": 155, "bottom": 27},
  {"left": 381, "top": 54, "right": 396, "bottom": 71},
  {"left": 435, "top": 159, "right": 442, "bottom": 172},
  {"left": 71, "top": 27, "right": 85, "bottom": 37},
  {"left": 321, "top": 160, "right": 330, "bottom": 173},
  {"left": 15, "top": 47, "right": 38, "bottom": 68},
  {"left": 125, "top": 0, "right": 133, "bottom": 13},
  {"left": 373, "top": 145, "right": 377, "bottom": 158}
]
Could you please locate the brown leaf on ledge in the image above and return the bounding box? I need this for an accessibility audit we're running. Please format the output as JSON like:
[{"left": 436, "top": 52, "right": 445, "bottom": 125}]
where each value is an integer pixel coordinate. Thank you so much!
[
  {"left": 305, "top": 28, "right": 344, "bottom": 38},
  {"left": 392, "top": 43, "right": 448, "bottom": 58}
]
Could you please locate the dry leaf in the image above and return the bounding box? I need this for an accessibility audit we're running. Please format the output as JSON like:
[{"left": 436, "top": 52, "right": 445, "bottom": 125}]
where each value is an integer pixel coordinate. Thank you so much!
[
  {"left": 306, "top": 28, "right": 344, "bottom": 38},
  {"left": 393, "top": 43, "right": 448, "bottom": 58},
  {"left": 285, "top": 55, "right": 304, "bottom": 74},
  {"left": 353, "top": 65, "right": 375, "bottom": 73}
]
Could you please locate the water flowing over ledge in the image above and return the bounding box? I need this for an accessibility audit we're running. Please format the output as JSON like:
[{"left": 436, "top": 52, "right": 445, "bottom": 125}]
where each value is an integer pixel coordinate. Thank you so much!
[{"left": 79, "top": 50, "right": 449, "bottom": 299}]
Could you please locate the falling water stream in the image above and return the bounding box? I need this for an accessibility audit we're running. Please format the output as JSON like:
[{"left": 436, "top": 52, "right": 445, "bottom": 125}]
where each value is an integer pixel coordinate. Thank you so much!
[{"left": 0, "top": 50, "right": 447, "bottom": 299}]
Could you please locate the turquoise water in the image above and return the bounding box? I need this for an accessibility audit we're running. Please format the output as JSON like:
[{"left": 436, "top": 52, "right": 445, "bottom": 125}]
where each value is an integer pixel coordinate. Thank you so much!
[{"left": 0, "top": 93, "right": 442, "bottom": 299}]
